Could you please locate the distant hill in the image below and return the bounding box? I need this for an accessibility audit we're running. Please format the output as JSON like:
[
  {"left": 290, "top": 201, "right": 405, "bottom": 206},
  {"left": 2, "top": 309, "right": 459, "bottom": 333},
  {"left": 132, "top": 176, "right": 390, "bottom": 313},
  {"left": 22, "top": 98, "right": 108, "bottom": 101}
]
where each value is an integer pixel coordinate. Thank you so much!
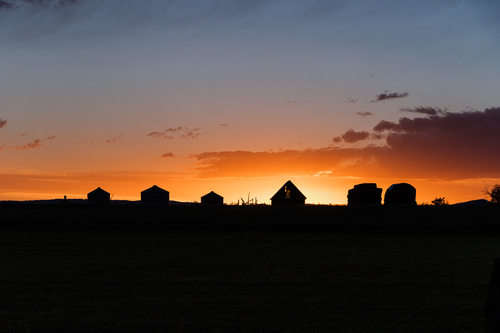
[{"left": 452, "top": 199, "right": 489, "bottom": 208}]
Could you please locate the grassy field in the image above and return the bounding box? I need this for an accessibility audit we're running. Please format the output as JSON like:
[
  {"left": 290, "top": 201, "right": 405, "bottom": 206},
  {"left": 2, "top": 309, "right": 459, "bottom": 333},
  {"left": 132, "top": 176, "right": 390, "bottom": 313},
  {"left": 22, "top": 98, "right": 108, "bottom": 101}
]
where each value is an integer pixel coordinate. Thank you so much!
[{"left": 1, "top": 205, "right": 500, "bottom": 332}]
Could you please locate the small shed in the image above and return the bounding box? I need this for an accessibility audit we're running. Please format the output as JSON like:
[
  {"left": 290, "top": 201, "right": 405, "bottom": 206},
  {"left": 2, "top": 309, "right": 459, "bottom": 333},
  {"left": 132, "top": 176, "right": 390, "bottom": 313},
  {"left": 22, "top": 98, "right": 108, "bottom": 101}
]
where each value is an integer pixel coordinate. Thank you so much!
[
  {"left": 347, "top": 183, "right": 382, "bottom": 205},
  {"left": 384, "top": 183, "right": 416, "bottom": 205},
  {"left": 87, "top": 187, "right": 110, "bottom": 205},
  {"left": 271, "top": 180, "right": 306, "bottom": 205},
  {"left": 201, "top": 191, "right": 224, "bottom": 205},
  {"left": 141, "top": 185, "right": 170, "bottom": 205}
]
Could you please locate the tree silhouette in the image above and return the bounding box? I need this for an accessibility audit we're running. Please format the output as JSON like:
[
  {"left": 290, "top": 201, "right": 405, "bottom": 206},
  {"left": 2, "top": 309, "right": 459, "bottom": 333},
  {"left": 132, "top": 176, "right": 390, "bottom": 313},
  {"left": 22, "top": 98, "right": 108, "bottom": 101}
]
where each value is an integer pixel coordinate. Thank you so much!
[
  {"left": 431, "top": 197, "right": 448, "bottom": 206},
  {"left": 485, "top": 185, "right": 500, "bottom": 204}
]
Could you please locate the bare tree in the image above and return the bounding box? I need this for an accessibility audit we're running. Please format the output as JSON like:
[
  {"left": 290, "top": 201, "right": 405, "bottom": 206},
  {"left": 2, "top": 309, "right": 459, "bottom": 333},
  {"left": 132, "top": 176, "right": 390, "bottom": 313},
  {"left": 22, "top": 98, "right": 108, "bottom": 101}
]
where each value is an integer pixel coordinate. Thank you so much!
[
  {"left": 431, "top": 197, "right": 448, "bottom": 206},
  {"left": 485, "top": 185, "right": 500, "bottom": 204}
]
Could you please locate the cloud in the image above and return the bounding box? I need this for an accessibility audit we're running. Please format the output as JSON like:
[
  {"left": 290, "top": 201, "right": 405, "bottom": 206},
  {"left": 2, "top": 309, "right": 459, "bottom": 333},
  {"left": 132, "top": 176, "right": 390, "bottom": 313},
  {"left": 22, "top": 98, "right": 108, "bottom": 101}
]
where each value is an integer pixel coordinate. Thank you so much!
[
  {"left": 355, "top": 111, "right": 373, "bottom": 117},
  {"left": 148, "top": 127, "right": 203, "bottom": 140},
  {"left": 399, "top": 106, "right": 446, "bottom": 116},
  {"left": 0, "top": 1, "right": 18, "bottom": 9},
  {"left": 340, "top": 129, "right": 370, "bottom": 143},
  {"left": 13, "top": 139, "right": 41, "bottom": 150},
  {"left": 0, "top": 144, "right": 6, "bottom": 151},
  {"left": 160, "top": 152, "right": 174, "bottom": 158},
  {"left": 372, "top": 91, "right": 409, "bottom": 102},
  {"left": 45, "top": 135, "right": 56, "bottom": 140},
  {"left": 0, "top": 0, "right": 78, "bottom": 9},
  {"left": 102, "top": 135, "right": 123, "bottom": 145},
  {"left": 0, "top": 118, "right": 7, "bottom": 129},
  {"left": 190, "top": 107, "right": 500, "bottom": 181},
  {"left": 347, "top": 97, "right": 357, "bottom": 104}
]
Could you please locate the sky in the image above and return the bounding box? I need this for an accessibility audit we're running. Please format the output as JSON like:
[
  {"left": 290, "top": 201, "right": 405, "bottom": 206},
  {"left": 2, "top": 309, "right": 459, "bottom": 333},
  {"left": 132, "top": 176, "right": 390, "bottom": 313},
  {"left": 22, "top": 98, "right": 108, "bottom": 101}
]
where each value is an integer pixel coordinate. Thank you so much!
[{"left": 1, "top": 0, "right": 500, "bottom": 204}]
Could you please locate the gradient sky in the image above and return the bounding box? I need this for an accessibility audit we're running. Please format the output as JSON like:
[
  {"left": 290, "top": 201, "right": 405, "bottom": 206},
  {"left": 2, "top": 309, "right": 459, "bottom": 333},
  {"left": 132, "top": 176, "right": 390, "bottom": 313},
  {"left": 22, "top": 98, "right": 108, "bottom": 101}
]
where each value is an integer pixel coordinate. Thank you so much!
[{"left": 1, "top": 0, "right": 500, "bottom": 204}]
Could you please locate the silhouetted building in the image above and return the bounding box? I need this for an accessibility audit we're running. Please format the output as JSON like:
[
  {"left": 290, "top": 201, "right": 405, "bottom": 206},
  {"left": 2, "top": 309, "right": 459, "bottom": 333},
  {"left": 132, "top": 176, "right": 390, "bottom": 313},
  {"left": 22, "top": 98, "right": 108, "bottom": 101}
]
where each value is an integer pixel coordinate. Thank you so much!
[
  {"left": 141, "top": 185, "right": 169, "bottom": 205},
  {"left": 271, "top": 180, "right": 306, "bottom": 205},
  {"left": 87, "top": 187, "right": 110, "bottom": 205},
  {"left": 201, "top": 191, "right": 223, "bottom": 205},
  {"left": 347, "top": 183, "right": 382, "bottom": 205},
  {"left": 384, "top": 183, "right": 417, "bottom": 205}
]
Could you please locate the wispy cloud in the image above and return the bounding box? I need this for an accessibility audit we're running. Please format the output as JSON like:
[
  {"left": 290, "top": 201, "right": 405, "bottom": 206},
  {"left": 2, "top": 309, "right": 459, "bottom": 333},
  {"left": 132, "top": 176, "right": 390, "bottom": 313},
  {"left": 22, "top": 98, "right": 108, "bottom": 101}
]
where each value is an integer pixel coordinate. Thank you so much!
[
  {"left": 0, "top": 119, "right": 6, "bottom": 129},
  {"left": 102, "top": 134, "right": 123, "bottom": 145},
  {"left": 347, "top": 97, "right": 357, "bottom": 104},
  {"left": 0, "top": 0, "right": 79, "bottom": 10},
  {"left": 45, "top": 135, "right": 56, "bottom": 140},
  {"left": 148, "top": 127, "right": 203, "bottom": 140},
  {"left": 160, "top": 152, "right": 174, "bottom": 158},
  {"left": 12, "top": 139, "right": 41, "bottom": 150},
  {"left": 399, "top": 106, "right": 446, "bottom": 116},
  {"left": 372, "top": 91, "right": 409, "bottom": 102},
  {"left": 354, "top": 111, "right": 373, "bottom": 117}
]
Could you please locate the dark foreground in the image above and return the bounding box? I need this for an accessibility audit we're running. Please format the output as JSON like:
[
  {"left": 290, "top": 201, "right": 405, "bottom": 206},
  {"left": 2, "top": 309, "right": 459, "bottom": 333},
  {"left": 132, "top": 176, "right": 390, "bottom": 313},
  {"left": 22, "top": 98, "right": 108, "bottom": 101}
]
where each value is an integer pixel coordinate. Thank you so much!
[{"left": 1, "top": 204, "right": 500, "bottom": 332}]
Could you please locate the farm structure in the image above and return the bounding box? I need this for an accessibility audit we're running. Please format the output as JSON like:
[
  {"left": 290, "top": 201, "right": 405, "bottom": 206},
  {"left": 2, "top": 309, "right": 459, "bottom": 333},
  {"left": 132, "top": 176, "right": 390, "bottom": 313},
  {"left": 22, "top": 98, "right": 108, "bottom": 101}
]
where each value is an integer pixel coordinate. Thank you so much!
[
  {"left": 347, "top": 183, "right": 382, "bottom": 206},
  {"left": 141, "top": 185, "right": 169, "bottom": 205},
  {"left": 271, "top": 180, "right": 306, "bottom": 205},
  {"left": 87, "top": 187, "right": 110, "bottom": 205},
  {"left": 201, "top": 191, "right": 224, "bottom": 205},
  {"left": 384, "top": 183, "right": 417, "bottom": 205}
]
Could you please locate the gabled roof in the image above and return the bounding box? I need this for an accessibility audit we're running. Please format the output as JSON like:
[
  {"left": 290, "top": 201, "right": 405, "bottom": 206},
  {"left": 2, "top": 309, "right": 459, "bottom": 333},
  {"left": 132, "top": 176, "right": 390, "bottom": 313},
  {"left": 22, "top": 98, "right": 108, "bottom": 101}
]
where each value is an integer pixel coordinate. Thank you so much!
[
  {"left": 201, "top": 191, "right": 223, "bottom": 199},
  {"left": 88, "top": 187, "right": 109, "bottom": 195},
  {"left": 270, "top": 180, "right": 306, "bottom": 200},
  {"left": 141, "top": 185, "right": 169, "bottom": 194}
]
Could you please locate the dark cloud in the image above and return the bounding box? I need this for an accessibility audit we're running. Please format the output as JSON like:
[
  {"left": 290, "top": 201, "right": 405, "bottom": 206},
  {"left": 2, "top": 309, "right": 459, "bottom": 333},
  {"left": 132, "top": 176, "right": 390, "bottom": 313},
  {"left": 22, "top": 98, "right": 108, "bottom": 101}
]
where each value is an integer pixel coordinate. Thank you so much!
[
  {"left": 0, "top": 1, "right": 18, "bottom": 9},
  {"left": 13, "top": 139, "right": 41, "bottom": 150},
  {"left": 160, "top": 152, "right": 174, "bottom": 158},
  {"left": 0, "top": 0, "right": 78, "bottom": 10},
  {"left": 191, "top": 107, "right": 500, "bottom": 181},
  {"left": 45, "top": 135, "right": 56, "bottom": 140},
  {"left": 347, "top": 97, "right": 357, "bottom": 104},
  {"left": 1, "top": 0, "right": 78, "bottom": 9},
  {"left": 148, "top": 127, "right": 203, "bottom": 140},
  {"left": 332, "top": 136, "right": 342, "bottom": 144},
  {"left": 0, "top": 119, "right": 6, "bottom": 129},
  {"left": 372, "top": 91, "right": 409, "bottom": 102},
  {"left": 355, "top": 111, "right": 373, "bottom": 117},
  {"left": 399, "top": 106, "right": 446, "bottom": 116},
  {"left": 341, "top": 129, "right": 370, "bottom": 143}
]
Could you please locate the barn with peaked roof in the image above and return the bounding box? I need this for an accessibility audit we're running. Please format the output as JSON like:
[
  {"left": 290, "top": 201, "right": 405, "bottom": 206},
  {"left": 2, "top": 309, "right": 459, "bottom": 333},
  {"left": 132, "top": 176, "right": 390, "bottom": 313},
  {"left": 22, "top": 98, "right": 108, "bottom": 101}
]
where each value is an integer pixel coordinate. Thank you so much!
[
  {"left": 201, "top": 191, "right": 223, "bottom": 205},
  {"left": 347, "top": 183, "right": 382, "bottom": 205},
  {"left": 87, "top": 187, "right": 110, "bottom": 205},
  {"left": 270, "top": 180, "right": 306, "bottom": 205},
  {"left": 384, "top": 183, "right": 416, "bottom": 205},
  {"left": 141, "top": 185, "right": 169, "bottom": 205}
]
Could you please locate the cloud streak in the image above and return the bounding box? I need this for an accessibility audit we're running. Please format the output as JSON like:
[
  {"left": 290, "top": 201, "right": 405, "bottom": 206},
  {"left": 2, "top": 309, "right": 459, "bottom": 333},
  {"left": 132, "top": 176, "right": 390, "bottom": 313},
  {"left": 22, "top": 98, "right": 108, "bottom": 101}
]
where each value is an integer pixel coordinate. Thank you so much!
[
  {"left": 148, "top": 127, "right": 202, "bottom": 140},
  {"left": 0, "top": 119, "right": 6, "bottom": 129},
  {"left": 354, "top": 111, "right": 373, "bottom": 117},
  {"left": 399, "top": 106, "right": 446, "bottom": 116},
  {"left": 372, "top": 91, "right": 409, "bottom": 102},
  {"left": 12, "top": 139, "right": 41, "bottom": 150}
]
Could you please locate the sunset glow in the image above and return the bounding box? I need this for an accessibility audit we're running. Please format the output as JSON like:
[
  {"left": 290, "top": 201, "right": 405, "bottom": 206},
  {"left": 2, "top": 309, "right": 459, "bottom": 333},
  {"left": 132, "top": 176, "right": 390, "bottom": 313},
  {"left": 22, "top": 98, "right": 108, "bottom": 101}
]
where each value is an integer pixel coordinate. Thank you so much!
[{"left": 1, "top": 1, "right": 499, "bottom": 205}]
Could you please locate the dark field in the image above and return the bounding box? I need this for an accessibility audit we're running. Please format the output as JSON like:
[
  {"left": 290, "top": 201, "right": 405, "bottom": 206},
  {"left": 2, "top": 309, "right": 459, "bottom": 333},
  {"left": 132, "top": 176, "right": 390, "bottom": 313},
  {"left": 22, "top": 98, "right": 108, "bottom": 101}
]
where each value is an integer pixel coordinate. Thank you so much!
[{"left": 1, "top": 205, "right": 500, "bottom": 332}]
